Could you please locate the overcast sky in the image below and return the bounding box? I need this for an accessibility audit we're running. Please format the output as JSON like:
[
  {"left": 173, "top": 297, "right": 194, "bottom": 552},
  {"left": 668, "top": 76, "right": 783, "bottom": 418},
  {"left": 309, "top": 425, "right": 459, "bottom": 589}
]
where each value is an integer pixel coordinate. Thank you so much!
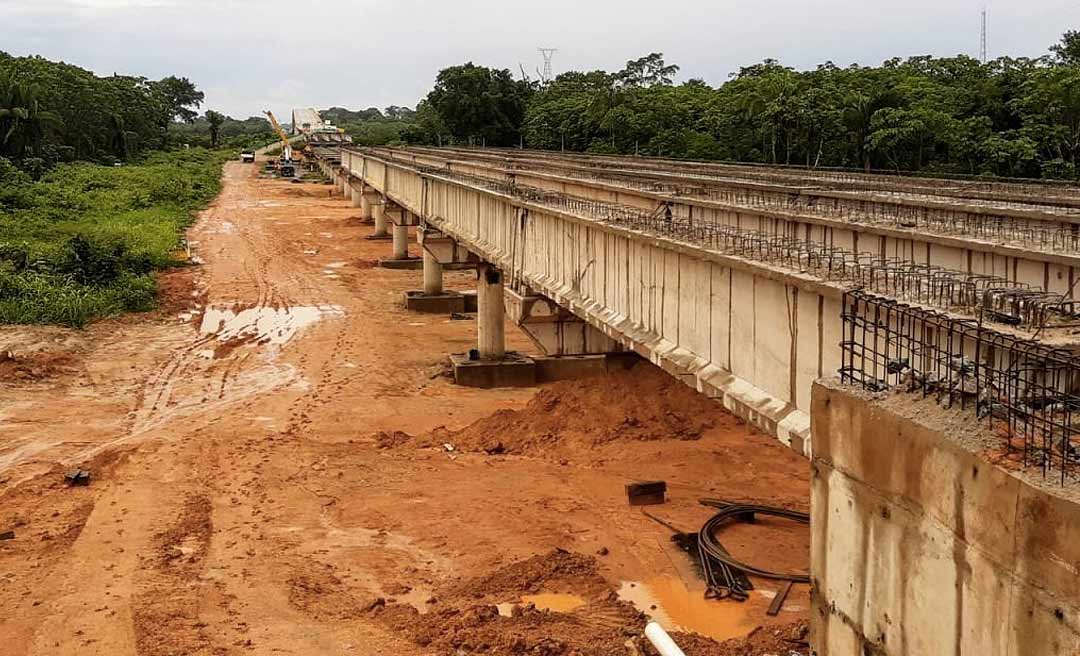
[{"left": 1, "top": 0, "right": 1076, "bottom": 120}]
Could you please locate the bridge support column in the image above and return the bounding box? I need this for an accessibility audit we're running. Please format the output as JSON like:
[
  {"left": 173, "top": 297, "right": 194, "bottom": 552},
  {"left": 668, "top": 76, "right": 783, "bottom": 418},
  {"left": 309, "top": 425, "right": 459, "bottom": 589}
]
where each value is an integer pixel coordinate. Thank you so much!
[
  {"left": 343, "top": 178, "right": 353, "bottom": 202},
  {"left": 350, "top": 183, "right": 363, "bottom": 208},
  {"left": 379, "top": 208, "right": 421, "bottom": 269},
  {"left": 392, "top": 223, "right": 409, "bottom": 259},
  {"left": 448, "top": 264, "right": 536, "bottom": 388},
  {"left": 359, "top": 191, "right": 377, "bottom": 224},
  {"left": 366, "top": 197, "right": 391, "bottom": 240},
  {"left": 403, "top": 227, "right": 476, "bottom": 314},
  {"left": 423, "top": 249, "right": 443, "bottom": 295},
  {"left": 477, "top": 264, "right": 505, "bottom": 360}
]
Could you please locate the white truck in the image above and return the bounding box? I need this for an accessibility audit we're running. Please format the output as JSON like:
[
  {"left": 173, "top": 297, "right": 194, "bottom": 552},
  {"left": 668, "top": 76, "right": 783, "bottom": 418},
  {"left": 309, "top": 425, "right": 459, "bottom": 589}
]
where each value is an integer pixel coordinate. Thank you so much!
[{"left": 240, "top": 148, "right": 256, "bottom": 163}]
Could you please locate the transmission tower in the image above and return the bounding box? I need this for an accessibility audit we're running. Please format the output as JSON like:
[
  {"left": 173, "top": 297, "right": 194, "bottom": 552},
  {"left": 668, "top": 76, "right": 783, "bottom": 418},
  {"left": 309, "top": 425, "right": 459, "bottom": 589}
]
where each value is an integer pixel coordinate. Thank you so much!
[
  {"left": 980, "top": 6, "right": 988, "bottom": 64},
  {"left": 538, "top": 47, "right": 557, "bottom": 83}
]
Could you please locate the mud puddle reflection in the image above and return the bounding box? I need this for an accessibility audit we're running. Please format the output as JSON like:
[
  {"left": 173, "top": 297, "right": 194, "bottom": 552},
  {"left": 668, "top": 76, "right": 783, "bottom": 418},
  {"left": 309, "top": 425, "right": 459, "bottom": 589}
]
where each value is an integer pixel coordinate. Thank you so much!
[
  {"left": 497, "top": 592, "right": 587, "bottom": 617},
  {"left": 617, "top": 575, "right": 758, "bottom": 641},
  {"left": 199, "top": 304, "right": 343, "bottom": 350}
]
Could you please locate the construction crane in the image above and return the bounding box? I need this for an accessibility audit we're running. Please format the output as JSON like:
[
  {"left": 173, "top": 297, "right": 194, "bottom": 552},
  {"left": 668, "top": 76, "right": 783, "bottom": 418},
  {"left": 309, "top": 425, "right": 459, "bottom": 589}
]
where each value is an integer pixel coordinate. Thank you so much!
[{"left": 264, "top": 110, "right": 293, "bottom": 162}]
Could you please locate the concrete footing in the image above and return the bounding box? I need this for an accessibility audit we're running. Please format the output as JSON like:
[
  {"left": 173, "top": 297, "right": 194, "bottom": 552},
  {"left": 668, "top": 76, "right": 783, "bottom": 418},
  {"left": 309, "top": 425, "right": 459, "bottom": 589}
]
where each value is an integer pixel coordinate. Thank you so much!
[
  {"left": 404, "top": 290, "right": 466, "bottom": 314},
  {"left": 450, "top": 352, "right": 536, "bottom": 388},
  {"left": 449, "top": 351, "right": 640, "bottom": 388},
  {"left": 378, "top": 257, "right": 422, "bottom": 270},
  {"left": 534, "top": 352, "right": 640, "bottom": 383}
]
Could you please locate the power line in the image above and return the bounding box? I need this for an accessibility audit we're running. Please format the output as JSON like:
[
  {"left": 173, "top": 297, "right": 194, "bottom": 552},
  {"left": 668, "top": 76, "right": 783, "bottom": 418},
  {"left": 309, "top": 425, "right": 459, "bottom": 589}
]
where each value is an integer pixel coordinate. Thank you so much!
[{"left": 538, "top": 47, "right": 557, "bottom": 83}]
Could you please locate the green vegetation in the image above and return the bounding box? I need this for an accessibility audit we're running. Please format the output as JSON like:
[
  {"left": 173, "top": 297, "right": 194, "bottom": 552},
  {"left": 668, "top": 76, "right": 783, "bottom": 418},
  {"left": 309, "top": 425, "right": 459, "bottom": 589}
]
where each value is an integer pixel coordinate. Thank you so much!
[
  {"left": 0, "top": 52, "right": 266, "bottom": 327},
  {"left": 0, "top": 148, "right": 228, "bottom": 327},
  {"left": 318, "top": 106, "right": 417, "bottom": 146},
  {"left": 0, "top": 51, "right": 272, "bottom": 172},
  {"left": 399, "top": 32, "right": 1080, "bottom": 179}
]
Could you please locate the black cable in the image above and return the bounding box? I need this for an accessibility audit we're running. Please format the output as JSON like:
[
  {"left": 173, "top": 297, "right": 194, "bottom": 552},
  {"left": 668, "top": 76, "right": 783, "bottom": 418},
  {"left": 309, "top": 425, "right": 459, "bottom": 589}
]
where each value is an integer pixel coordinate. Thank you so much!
[{"left": 696, "top": 500, "right": 810, "bottom": 586}]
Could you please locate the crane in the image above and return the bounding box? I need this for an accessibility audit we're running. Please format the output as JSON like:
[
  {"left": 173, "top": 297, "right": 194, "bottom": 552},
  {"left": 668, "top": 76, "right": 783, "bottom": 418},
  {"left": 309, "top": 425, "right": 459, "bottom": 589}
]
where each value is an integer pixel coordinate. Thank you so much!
[{"left": 264, "top": 110, "right": 293, "bottom": 162}]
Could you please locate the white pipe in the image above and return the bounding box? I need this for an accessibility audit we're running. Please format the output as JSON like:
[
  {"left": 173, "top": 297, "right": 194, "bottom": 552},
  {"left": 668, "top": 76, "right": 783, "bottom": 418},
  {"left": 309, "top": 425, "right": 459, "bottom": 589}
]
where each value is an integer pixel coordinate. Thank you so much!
[{"left": 644, "top": 622, "right": 686, "bottom": 656}]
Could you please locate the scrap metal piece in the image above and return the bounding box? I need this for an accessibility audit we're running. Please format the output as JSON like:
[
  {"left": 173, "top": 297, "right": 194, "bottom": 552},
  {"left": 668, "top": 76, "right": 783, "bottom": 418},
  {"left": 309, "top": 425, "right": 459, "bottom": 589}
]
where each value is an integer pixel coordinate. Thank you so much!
[
  {"left": 767, "top": 581, "right": 794, "bottom": 616},
  {"left": 64, "top": 469, "right": 91, "bottom": 486},
  {"left": 626, "top": 481, "right": 666, "bottom": 506}
]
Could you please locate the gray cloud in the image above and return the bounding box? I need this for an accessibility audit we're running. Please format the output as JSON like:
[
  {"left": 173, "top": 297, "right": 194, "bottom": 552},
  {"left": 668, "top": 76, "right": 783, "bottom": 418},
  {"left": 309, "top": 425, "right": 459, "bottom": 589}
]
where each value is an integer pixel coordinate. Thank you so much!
[{"left": 1, "top": 0, "right": 1076, "bottom": 119}]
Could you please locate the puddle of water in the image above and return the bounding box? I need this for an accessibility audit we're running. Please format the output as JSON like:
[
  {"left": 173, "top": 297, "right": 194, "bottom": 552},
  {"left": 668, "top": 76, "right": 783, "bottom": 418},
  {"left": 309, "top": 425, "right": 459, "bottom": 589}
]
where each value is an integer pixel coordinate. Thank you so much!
[
  {"left": 497, "top": 592, "right": 587, "bottom": 617},
  {"left": 618, "top": 576, "right": 757, "bottom": 642},
  {"left": 199, "top": 305, "right": 343, "bottom": 347}
]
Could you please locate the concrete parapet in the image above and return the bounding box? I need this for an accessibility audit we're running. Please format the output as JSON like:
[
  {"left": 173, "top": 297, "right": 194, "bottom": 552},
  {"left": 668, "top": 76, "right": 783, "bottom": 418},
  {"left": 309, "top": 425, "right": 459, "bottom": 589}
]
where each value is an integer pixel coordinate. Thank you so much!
[{"left": 810, "top": 379, "right": 1080, "bottom": 656}]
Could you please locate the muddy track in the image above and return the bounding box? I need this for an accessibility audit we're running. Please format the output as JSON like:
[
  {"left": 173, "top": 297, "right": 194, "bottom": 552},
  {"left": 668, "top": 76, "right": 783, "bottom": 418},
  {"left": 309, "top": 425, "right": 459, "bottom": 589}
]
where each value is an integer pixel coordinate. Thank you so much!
[{"left": 0, "top": 161, "right": 811, "bottom": 656}]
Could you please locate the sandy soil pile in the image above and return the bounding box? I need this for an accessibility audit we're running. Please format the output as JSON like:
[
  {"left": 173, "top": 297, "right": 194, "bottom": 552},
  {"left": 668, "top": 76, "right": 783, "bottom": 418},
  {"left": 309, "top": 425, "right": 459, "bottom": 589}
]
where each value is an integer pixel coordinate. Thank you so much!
[
  {"left": 0, "top": 350, "right": 78, "bottom": 383},
  {"left": 369, "top": 549, "right": 645, "bottom": 655},
  {"left": 387, "top": 362, "right": 744, "bottom": 456}
]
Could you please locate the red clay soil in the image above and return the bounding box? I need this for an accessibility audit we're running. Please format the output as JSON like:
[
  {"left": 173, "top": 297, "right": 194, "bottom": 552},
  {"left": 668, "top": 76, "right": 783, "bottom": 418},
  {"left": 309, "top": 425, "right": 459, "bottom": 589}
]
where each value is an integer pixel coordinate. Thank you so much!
[
  {"left": 410, "top": 361, "right": 733, "bottom": 458},
  {"left": 0, "top": 160, "right": 811, "bottom": 656}
]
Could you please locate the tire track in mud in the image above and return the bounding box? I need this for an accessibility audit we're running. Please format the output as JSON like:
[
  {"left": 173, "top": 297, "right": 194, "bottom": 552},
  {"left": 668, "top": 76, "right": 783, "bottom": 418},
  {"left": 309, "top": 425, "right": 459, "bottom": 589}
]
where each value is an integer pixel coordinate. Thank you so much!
[{"left": 89, "top": 166, "right": 325, "bottom": 459}]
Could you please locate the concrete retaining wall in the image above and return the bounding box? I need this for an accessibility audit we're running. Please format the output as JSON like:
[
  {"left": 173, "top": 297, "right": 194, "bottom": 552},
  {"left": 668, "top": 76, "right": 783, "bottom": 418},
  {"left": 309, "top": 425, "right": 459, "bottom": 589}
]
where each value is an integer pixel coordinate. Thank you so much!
[{"left": 810, "top": 379, "right": 1080, "bottom": 656}]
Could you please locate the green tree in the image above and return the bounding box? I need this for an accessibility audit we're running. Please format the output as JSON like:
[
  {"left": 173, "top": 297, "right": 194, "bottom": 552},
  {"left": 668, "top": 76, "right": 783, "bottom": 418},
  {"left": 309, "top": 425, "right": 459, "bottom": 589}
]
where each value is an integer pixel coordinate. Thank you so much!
[
  {"left": 205, "top": 110, "right": 225, "bottom": 147},
  {"left": 424, "top": 63, "right": 532, "bottom": 146},
  {"left": 0, "top": 74, "right": 62, "bottom": 159}
]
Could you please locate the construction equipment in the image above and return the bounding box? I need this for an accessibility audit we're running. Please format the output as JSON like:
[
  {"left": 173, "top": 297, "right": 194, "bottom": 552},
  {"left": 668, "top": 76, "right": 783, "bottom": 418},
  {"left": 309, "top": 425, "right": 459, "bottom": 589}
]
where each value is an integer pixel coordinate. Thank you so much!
[{"left": 264, "top": 110, "right": 294, "bottom": 163}]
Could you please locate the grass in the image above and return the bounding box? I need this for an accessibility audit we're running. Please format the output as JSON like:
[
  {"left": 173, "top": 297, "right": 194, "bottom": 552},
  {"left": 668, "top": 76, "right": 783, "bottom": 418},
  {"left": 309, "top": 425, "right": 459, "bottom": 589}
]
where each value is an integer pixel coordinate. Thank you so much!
[{"left": 0, "top": 148, "right": 229, "bottom": 327}]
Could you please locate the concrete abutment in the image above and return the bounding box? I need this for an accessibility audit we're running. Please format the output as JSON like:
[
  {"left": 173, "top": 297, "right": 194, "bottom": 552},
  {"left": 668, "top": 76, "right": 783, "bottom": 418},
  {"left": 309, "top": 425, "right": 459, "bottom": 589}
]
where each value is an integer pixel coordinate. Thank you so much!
[{"left": 810, "top": 379, "right": 1080, "bottom": 656}]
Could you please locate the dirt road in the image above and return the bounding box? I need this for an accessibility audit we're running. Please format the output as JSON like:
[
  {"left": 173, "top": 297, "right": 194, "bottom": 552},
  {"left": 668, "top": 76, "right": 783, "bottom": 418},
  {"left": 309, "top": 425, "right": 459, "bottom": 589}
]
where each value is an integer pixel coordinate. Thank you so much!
[{"left": 0, "top": 161, "right": 810, "bottom": 655}]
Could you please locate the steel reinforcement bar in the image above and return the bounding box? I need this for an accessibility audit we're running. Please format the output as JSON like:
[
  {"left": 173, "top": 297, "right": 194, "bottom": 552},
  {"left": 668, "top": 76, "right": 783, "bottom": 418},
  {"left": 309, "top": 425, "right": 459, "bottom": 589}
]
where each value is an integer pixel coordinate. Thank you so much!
[
  {"left": 840, "top": 289, "right": 1080, "bottom": 484},
  {"left": 377, "top": 147, "right": 1080, "bottom": 254}
]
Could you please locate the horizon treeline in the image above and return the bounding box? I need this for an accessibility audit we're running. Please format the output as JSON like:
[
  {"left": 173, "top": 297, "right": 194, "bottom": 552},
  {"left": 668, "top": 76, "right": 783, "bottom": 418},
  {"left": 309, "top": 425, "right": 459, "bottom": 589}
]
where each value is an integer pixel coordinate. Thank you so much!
[
  {"left": 0, "top": 52, "right": 272, "bottom": 176},
  {"left": 382, "top": 31, "right": 1080, "bottom": 179}
]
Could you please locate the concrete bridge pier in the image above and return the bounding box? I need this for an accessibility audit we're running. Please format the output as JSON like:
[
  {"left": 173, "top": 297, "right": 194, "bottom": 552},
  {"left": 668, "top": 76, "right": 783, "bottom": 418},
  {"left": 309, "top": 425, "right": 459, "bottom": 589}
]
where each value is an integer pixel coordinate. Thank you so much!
[
  {"left": 476, "top": 264, "right": 505, "bottom": 359},
  {"left": 366, "top": 196, "right": 391, "bottom": 241},
  {"left": 343, "top": 177, "right": 354, "bottom": 202},
  {"left": 403, "top": 227, "right": 478, "bottom": 314},
  {"left": 449, "top": 264, "right": 536, "bottom": 388},
  {"left": 423, "top": 248, "right": 443, "bottom": 295},
  {"left": 359, "top": 188, "right": 378, "bottom": 225},
  {"left": 379, "top": 209, "right": 422, "bottom": 269},
  {"left": 349, "top": 182, "right": 363, "bottom": 209}
]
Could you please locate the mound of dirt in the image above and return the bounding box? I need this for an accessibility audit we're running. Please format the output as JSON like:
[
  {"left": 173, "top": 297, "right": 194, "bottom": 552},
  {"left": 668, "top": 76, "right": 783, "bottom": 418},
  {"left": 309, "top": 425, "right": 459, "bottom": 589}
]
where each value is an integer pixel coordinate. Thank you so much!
[
  {"left": 425, "top": 361, "right": 741, "bottom": 455},
  {"left": 0, "top": 350, "right": 78, "bottom": 383},
  {"left": 369, "top": 549, "right": 647, "bottom": 655},
  {"left": 374, "top": 600, "right": 644, "bottom": 655},
  {"left": 661, "top": 621, "right": 810, "bottom": 656},
  {"left": 449, "top": 549, "right": 605, "bottom": 601},
  {"left": 367, "top": 549, "right": 807, "bottom": 656}
]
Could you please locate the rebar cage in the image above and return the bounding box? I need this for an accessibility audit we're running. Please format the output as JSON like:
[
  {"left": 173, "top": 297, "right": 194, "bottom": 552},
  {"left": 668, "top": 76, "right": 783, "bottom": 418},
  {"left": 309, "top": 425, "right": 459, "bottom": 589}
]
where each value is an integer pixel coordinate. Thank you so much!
[{"left": 840, "top": 289, "right": 1080, "bottom": 484}]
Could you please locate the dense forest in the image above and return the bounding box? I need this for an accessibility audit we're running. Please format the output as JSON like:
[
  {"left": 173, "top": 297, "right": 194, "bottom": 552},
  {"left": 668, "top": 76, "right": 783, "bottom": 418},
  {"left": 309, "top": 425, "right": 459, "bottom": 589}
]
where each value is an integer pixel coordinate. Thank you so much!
[
  {"left": 394, "top": 31, "right": 1080, "bottom": 179},
  {"left": 0, "top": 52, "right": 272, "bottom": 175}
]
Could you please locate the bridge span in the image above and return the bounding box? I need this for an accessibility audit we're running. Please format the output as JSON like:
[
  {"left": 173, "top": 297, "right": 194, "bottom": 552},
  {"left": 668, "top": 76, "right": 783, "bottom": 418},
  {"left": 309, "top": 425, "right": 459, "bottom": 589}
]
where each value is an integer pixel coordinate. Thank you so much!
[{"left": 319, "top": 145, "right": 1080, "bottom": 457}]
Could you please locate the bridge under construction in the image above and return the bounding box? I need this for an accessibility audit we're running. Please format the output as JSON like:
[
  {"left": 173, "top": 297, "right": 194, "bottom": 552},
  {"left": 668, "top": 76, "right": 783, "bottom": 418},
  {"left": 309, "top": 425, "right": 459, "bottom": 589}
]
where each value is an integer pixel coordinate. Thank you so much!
[{"left": 314, "top": 144, "right": 1080, "bottom": 656}]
